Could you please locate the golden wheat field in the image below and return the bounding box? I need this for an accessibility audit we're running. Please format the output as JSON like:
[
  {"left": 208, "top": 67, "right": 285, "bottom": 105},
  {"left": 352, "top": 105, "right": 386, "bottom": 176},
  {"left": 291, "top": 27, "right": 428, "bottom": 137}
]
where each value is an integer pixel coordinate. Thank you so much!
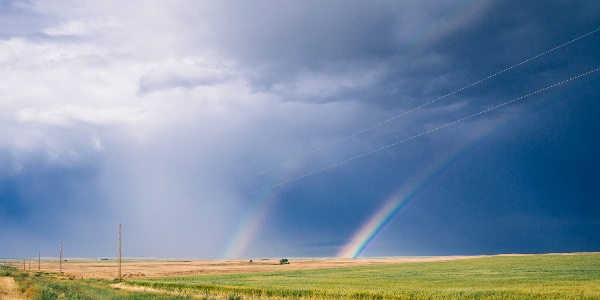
[{"left": 23, "top": 255, "right": 483, "bottom": 279}]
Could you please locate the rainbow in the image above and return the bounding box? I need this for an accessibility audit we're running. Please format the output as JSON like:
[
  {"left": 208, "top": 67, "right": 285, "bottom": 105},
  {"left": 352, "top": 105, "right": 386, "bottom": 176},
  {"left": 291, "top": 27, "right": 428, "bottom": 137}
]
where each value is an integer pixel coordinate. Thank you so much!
[
  {"left": 336, "top": 188, "right": 418, "bottom": 258},
  {"left": 221, "top": 161, "right": 299, "bottom": 259},
  {"left": 336, "top": 147, "right": 460, "bottom": 258},
  {"left": 337, "top": 108, "right": 523, "bottom": 258},
  {"left": 224, "top": 0, "right": 495, "bottom": 259},
  {"left": 221, "top": 190, "right": 278, "bottom": 259}
]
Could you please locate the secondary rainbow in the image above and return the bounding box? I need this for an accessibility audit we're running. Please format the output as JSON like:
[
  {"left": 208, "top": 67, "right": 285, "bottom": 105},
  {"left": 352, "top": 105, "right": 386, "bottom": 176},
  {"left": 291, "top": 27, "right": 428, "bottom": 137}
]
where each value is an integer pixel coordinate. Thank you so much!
[{"left": 224, "top": 0, "right": 494, "bottom": 259}]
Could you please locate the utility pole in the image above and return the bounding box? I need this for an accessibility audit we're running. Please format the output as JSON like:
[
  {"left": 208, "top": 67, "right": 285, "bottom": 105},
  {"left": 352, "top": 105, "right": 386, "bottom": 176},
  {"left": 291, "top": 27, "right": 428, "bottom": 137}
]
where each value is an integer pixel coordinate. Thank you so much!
[
  {"left": 38, "top": 252, "right": 41, "bottom": 271},
  {"left": 118, "top": 222, "right": 122, "bottom": 282},
  {"left": 60, "top": 243, "right": 62, "bottom": 273}
]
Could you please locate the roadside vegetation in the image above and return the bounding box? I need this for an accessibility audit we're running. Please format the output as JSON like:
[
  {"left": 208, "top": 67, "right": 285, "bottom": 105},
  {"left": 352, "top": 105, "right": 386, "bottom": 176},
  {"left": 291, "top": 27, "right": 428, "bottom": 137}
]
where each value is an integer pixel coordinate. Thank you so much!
[
  {"left": 1, "top": 253, "right": 599, "bottom": 299},
  {"left": 1, "top": 266, "right": 191, "bottom": 299}
]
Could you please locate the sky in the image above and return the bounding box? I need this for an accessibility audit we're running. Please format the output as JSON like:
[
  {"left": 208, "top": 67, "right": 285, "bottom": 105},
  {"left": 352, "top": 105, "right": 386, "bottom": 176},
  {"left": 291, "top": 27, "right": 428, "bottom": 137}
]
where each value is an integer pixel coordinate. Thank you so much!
[{"left": 1, "top": 0, "right": 599, "bottom": 259}]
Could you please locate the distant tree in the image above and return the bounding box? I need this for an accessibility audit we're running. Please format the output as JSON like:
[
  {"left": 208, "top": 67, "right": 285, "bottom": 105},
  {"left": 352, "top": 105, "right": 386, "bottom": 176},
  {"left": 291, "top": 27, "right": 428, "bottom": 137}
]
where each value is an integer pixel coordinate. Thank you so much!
[{"left": 279, "top": 259, "right": 289, "bottom": 265}]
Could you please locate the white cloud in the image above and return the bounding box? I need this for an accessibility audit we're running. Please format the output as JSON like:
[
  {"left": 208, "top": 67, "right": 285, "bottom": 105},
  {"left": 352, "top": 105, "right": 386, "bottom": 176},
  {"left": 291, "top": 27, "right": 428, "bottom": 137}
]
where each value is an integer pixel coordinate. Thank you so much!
[
  {"left": 16, "top": 106, "right": 149, "bottom": 127},
  {"left": 42, "top": 18, "right": 121, "bottom": 37},
  {"left": 138, "top": 58, "right": 235, "bottom": 94},
  {"left": 269, "top": 67, "right": 382, "bottom": 101}
]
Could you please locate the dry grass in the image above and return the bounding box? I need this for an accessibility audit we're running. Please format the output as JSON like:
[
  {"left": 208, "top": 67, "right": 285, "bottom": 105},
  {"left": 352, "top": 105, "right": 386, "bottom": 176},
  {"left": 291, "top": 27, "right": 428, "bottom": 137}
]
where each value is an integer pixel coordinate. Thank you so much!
[
  {"left": 0, "top": 276, "right": 24, "bottom": 300},
  {"left": 33, "top": 255, "right": 482, "bottom": 279}
]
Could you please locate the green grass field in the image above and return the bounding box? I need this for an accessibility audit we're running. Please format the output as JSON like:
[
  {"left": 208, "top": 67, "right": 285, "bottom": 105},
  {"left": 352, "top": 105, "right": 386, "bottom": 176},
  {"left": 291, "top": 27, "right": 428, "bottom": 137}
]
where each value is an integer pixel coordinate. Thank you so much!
[
  {"left": 3, "top": 253, "right": 600, "bottom": 299},
  {"left": 1, "top": 267, "right": 191, "bottom": 300},
  {"left": 127, "top": 254, "right": 600, "bottom": 299}
]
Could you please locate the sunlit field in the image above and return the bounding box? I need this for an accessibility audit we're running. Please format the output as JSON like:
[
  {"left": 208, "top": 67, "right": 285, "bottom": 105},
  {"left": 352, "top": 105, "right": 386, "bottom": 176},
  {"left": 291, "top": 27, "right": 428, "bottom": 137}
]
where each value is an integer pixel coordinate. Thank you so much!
[
  {"left": 3, "top": 253, "right": 599, "bottom": 299},
  {"left": 125, "top": 253, "right": 600, "bottom": 299}
]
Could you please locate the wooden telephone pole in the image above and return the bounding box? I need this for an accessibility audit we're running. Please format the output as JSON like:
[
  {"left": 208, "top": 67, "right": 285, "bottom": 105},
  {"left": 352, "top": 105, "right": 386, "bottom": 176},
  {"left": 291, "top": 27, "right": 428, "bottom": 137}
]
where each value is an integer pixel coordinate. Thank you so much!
[
  {"left": 118, "top": 223, "right": 122, "bottom": 282},
  {"left": 59, "top": 243, "right": 62, "bottom": 273}
]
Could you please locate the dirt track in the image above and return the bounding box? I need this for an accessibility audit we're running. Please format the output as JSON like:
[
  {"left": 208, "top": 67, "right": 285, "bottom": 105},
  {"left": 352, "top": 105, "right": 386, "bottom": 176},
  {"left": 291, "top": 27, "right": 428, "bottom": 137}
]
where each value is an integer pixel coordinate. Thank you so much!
[
  {"left": 0, "top": 277, "right": 23, "bottom": 300},
  {"left": 32, "top": 256, "right": 485, "bottom": 280}
]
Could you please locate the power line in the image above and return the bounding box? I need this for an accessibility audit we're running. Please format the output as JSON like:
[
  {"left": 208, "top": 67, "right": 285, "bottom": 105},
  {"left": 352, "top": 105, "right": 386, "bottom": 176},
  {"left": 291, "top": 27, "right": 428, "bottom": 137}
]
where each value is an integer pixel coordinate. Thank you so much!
[
  {"left": 233, "top": 27, "right": 600, "bottom": 185},
  {"left": 237, "top": 67, "right": 600, "bottom": 199}
]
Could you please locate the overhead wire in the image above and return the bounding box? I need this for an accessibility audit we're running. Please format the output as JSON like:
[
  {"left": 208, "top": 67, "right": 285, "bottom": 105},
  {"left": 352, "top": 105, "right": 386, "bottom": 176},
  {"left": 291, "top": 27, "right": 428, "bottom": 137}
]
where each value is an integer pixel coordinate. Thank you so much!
[
  {"left": 236, "top": 67, "right": 600, "bottom": 199},
  {"left": 232, "top": 27, "right": 600, "bottom": 185}
]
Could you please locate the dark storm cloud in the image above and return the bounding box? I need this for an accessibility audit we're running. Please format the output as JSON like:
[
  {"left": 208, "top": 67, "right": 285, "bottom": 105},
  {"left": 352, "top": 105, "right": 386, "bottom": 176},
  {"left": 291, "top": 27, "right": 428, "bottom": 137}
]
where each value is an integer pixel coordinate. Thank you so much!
[
  {"left": 351, "top": 0, "right": 600, "bottom": 111},
  {"left": 185, "top": 1, "right": 410, "bottom": 102},
  {"left": 203, "top": 1, "right": 401, "bottom": 65},
  {"left": 0, "top": 152, "right": 112, "bottom": 255},
  {"left": 424, "top": 0, "right": 600, "bottom": 101},
  {"left": 1, "top": 0, "right": 599, "bottom": 259},
  {"left": 183, "top": 0, "right": 600, "bottom": 111},
  {"left": 240, "top": 0, "right": 600, "bottom": 256}
]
